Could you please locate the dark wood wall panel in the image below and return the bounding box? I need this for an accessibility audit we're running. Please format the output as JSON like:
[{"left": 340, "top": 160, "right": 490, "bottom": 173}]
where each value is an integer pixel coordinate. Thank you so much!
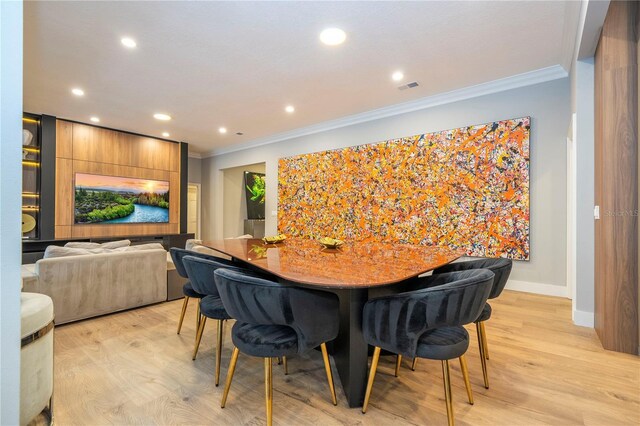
[
  {"left": 594, "top": 0, "right": 639, "bottom": 354},
  {"left": 55, "top": 120, "right": 182, "bottom": 239}
]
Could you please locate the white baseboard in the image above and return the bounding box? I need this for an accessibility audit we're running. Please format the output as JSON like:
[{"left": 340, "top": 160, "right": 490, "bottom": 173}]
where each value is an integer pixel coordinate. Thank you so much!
[
  {"left": 505, "top": 280, "right": 569, "bottom": 298},
  {"left": 572, "top": 309, "right": 595, "bottom": 328}
]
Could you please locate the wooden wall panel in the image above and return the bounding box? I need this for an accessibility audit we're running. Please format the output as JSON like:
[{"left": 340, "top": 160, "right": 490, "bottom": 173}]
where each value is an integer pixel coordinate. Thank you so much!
[
  {"left": 70, "top": 223, "right": 179, "bottom": 238},
  {"left": 56, "top": 119, "right": 73, "bottom": 159},
  {"left": 72, "top": 123, "right": 179, "bottom": 171},
  {"left": 55, "top": 120, "right": 183, "bottom": 239},
  {"left": 55, "top": 158, "right": 74, "bottom": 227},
  {"left": 594, "top": 0, "right": 639, "bottom": 354},
  {"left": 55, "top": 226, "right": 72, "bottom": 239}
]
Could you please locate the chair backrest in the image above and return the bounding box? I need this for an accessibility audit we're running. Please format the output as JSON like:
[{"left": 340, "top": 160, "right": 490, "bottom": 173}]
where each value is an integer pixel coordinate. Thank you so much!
[
  {"left": 362, "top": 269, "right": 494, "bottom": 357},
  {"left": 182, "top": 255, "right": 248, "bottom": 297},
  {"left": 214, "top": 268, "right": 340, "bottom": 354},
  {"left": 433, "top": 258, "right": 512, "bottom": 299},
  {"left": 169, "top": 247, "right": 236, "bottom": 279}
]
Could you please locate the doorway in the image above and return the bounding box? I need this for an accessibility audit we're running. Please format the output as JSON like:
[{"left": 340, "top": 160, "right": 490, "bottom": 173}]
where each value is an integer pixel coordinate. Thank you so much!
[{"left": 222, "top": 162, "right": 266, "bottom": 238}]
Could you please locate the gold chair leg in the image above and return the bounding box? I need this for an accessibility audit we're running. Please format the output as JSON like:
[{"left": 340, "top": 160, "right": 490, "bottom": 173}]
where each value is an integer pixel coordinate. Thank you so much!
[
  {"left": 177, "top": 296, "right": 189, "bottom": 334},
  {"left": 192, "top": 316, "right": 207, "bottom": 360},
  {"left": 442, "top": 360, "right": 454, "bottom": 426},
  {"left": 221, "top": 347, "right": 239, "bottom": 408},
  {"left": 411, "top": 357, "right": 418, "bottom": 371},
  {"left": 265, "top": 357, "right": 273, "bottom": 426},
  {"left": 362, "top": 346, "right": 381, "bottom": 414},
  {"left": 395, "top": 354, "right": 402, "bottom": 377},
  {"left": 476, "top": 322, "right": 489, "bottom": 389},
  {"left": 282, "top": 356, "right": 288, "bottom": 375},
  {"left": 215, "top": 319, "right": 224, "bottom": 386},
  {"left": 320, "top": 342, "right": 337, "bottom": 405},
  {"left": 480, "top": 321, "right": 490, "bottom": 360},
  {"left": 459, "top": 355, "right": 474, "bottom": 405},
  {"left": 195, "top": 302, "right": 201, "bottom": 333}
]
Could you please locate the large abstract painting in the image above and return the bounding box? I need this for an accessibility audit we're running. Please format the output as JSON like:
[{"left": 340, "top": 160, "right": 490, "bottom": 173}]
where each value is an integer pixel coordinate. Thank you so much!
[{"left": 278, "top": 117, "right": 530, "bottom": 260}]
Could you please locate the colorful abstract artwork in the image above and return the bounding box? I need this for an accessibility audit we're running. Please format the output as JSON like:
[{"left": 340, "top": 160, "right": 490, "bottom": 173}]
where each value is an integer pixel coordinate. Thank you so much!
[{"left": 277, "top": 117, "right": 530, "bottom": 260}]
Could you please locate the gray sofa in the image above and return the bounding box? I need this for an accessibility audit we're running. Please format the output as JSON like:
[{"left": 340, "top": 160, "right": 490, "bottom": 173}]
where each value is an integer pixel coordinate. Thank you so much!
[{"left": 22, "top": 247, "right": 167, "bottom": 324}]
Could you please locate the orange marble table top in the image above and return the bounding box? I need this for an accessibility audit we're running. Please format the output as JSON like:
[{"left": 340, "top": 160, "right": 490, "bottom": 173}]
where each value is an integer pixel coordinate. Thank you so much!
[{"left": 201, "top": 238, "right": 464, "bottom": 289}]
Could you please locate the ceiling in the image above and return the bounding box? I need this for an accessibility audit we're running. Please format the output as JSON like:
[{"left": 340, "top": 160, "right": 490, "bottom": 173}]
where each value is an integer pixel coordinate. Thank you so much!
[{"left": 24, "top": 1, "right": 578, "bottom": 155}]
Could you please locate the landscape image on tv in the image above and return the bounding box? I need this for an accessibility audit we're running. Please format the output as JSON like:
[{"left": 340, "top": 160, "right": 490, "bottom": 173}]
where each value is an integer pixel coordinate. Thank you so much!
[{"left": 74, "top": 173, "right": 170, "bottom": 224}]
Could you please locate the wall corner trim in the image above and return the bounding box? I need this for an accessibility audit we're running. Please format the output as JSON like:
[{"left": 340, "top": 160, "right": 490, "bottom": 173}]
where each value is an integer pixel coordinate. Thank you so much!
[
  {"left": 572, "top": 309, "right": 595, "bottom": 328},
  {"left": 505, "top": 279, "right": 569, "bottom": 298},
  {"left": 202, "top": 64, "right": 568, "bottom": 158}
]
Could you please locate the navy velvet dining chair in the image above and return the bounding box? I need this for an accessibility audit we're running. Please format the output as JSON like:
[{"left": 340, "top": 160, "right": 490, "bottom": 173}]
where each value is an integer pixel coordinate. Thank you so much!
[
  {"left": 214, "top": 268, "right": 340, "bottom": 426},
  {"left": 361, "top": 269, "right": 494, "bottom": 426},
  {"left": 182, "top": 255, "right": 252, "bottom": 386},
  {"left": 170, "top": 248, "right": 237, "bottom": 336},
  {"left": 429, "top": 258, "right": 513, "bottom": 388}
]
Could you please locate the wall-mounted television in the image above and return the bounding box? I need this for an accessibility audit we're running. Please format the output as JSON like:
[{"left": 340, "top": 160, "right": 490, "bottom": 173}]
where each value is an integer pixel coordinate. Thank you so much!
[{"left": 74, "top": 173, "right": 170, "bottom": 224}]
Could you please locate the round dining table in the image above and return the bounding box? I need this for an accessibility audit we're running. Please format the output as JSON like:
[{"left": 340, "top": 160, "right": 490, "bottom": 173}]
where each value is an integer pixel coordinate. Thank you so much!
[{"left": 201, "top": 237, "right": 463, "bottom": 408}]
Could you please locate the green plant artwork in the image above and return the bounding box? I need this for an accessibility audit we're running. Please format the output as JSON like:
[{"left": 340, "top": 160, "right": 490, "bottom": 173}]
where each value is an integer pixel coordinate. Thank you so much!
[
  {"left": 246, "top": 174, "right": 265, "bottom": 203},
  {"left": 244, "top": 172, "right": 266, "bottom": 219}
]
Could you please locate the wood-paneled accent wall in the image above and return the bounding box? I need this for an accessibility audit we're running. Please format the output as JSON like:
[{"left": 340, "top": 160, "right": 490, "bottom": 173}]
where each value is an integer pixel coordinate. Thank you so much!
[
  {"left": 55, "top": 120, "right": 182, "bottom": 238},
  {"left": 594, "top": 0, "right": 639, "bottom": 354}
]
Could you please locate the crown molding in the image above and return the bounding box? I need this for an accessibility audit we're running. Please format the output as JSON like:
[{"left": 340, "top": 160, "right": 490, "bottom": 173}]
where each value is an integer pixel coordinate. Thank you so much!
[{"left": 203, "top": 64, "right": 568, "bottom": 158}]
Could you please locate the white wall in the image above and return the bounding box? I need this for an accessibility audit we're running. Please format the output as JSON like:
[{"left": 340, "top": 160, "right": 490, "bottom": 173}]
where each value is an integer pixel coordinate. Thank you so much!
[
  {"left": 188, "top": 156, "right": 202, "bottom": 184},
  {"left": 222, "top": 163, "right": 266, "bottom": 238},
  {"left": 202, "top": 78, "right": 571, "bottom": 292},
  {"left": 0, "top": 1, "right": 23, "bottom": 423},
  {"left": 572, "top": 58, "right": 596, "bottom": 326}
]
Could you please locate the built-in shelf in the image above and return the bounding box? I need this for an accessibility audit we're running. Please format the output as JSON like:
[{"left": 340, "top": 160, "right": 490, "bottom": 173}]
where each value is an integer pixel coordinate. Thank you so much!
[{"left": 22, "top": 113, "right": 41, "bottom": 239}]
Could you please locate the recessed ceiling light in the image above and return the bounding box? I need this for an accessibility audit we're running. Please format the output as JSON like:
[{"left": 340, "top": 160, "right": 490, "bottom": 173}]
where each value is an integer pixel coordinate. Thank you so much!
[
  {"left": 285, "top": 105, "right": 295, "bottom": 113},
  {"left": 71, "top": 88, "right": 84, "bottom": 96},
  {"left": 90, "top": 116, "right": 100, "bottom": 123},
  {"left": 392, "top": 71, "right": 404, "bottom": 81},
  {"left": 162, "top": 132, "right": 170, "bottom": 137},
  {"left": 121, "top": 37, "right": 137, "bottom": 48},
  {"left": 218, "top": 127, "right": 227, "bottom": 134},
  {"left": 153, "top": 113, "right": 171, "bottom": 121},
  {"left": 320, "top": 28, "right": 346, "bottom": 46}
]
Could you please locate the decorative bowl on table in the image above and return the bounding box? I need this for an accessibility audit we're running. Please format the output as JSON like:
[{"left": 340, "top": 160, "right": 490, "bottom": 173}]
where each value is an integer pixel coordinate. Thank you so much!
[
  {"left": 262, "top": 234, "right": 287, "bottom": 244},
  {"left": 318, "top": 237, "right": 344, "bottom": 249}
]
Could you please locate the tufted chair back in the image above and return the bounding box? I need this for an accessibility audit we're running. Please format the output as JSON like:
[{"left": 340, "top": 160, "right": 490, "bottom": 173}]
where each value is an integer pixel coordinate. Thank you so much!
[
  {"left": 214, "top": 268, "right": 340, "bottom": 354},
  {"left": 363, "top": 269, "right": 494, "bottom": 357}
]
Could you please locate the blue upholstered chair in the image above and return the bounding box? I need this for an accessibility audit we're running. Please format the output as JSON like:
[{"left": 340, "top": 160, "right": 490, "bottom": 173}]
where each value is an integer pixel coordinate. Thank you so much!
[
  {"left": 170, "top": 248, "right": 237, "bottom": 335},
  {"left": 214, "top": 268, "right": 340, "bottom": 426},
  {"left": 361, "top": 269, "right": 494, "bottom": 426},
  {"left": 182, "top": 256, "right": 250, "bottom": 385},
  {"left": 430, "top": 258, "right": 513, "bottom": 388}
]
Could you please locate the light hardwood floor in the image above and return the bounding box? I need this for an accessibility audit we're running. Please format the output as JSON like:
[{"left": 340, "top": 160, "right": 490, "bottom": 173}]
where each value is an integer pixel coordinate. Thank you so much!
[{"left": 49, "top": 291, "right": 639, "bottom": 425}]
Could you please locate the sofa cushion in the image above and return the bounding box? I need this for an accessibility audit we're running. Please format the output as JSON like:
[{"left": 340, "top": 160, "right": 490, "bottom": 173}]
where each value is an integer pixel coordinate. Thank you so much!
[
  {"left": 185, "top": 239, "right": 202, "bottom": 250},
  {"left": 100, "top": 239, "right": 131, "bottom": 249},
  {"left": 113, "top": 243, "right": 165, "bottom": 252},
  {"left": 21, "top": 264, "right": 38, "bottom": 289},
  {"left": 64, "top": 239, "right": 131, "bottom": 250},
  {"left": 64, "top": 242, "right": 101, "bottom": 249},
  {"left": 43, "top": 246, "right": 94, "bottom": 259}
]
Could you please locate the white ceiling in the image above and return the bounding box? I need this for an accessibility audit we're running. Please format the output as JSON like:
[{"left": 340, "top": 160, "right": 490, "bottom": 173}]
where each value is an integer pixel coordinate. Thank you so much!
[{"left": 24, "top": 1, "right": 578, "bottom": 155}]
